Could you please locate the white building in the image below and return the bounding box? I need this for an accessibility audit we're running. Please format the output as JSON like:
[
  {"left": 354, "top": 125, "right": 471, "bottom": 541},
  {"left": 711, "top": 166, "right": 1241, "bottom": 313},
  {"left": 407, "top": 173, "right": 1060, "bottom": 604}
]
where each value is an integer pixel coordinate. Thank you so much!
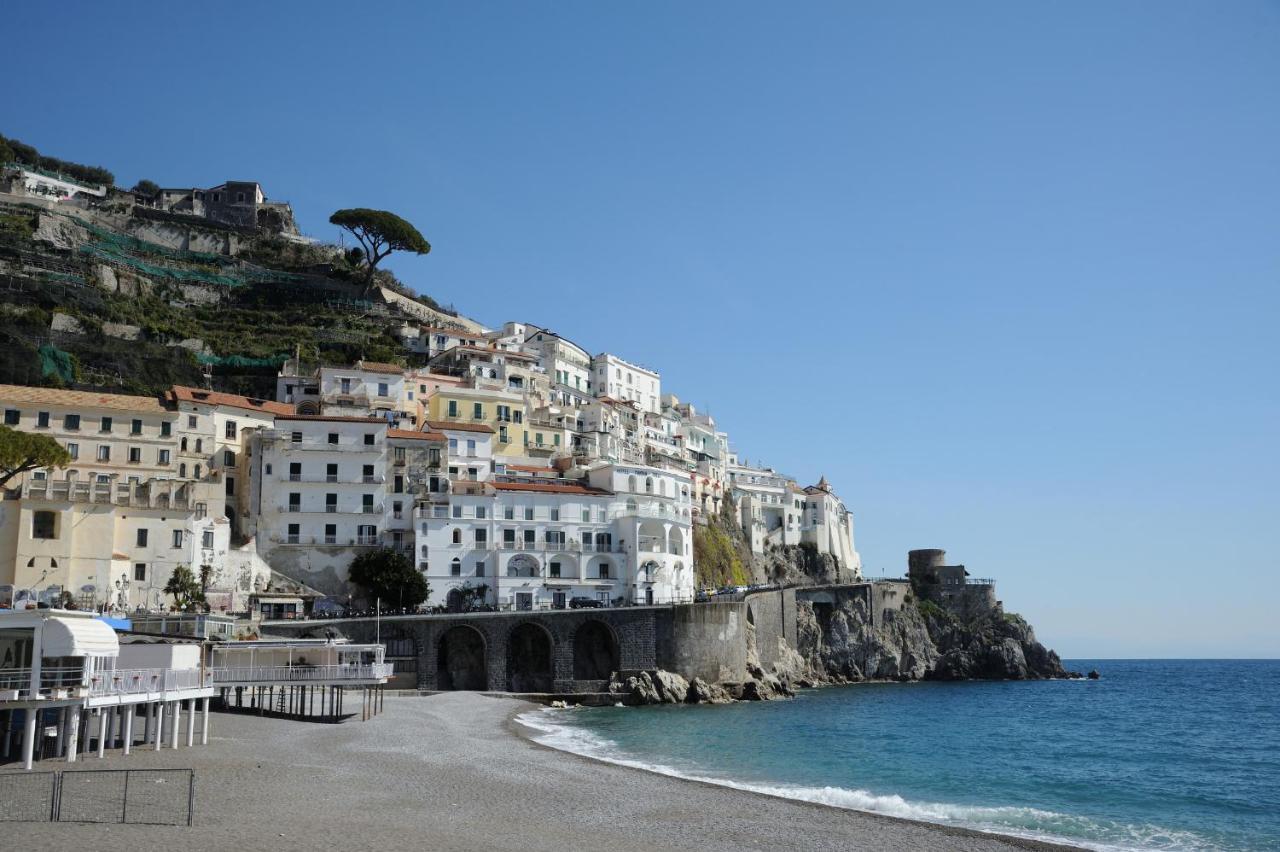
[
  {"left": 592, "top": 353, "right": 661, "bottom": 415},
  {"left": 519, "top": 325, "right": 593, "bottom": 410},
  {"left": 420, "top": 463, "right": 694, "bottom": 611},
  {"left": 250, "top": 415, "right": 393, "bottom": 596}
]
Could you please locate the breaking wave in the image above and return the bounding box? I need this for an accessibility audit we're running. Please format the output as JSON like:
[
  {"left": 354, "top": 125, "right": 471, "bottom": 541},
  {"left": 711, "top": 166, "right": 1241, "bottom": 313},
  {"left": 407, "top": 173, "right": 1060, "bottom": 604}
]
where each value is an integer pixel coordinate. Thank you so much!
[{"left": 517, "top": 707, "right": 1218, "bottom": 852}]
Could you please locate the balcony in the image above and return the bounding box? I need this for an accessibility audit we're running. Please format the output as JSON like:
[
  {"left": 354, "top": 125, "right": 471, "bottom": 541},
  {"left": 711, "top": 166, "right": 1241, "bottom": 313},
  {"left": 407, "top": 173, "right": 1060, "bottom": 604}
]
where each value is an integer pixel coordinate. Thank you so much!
[
  {"left": 88, "top": 667, "right": 212, "bottom": 697},
  {"left": 209, "top": 663, "right": 393, "bottom": 685}
]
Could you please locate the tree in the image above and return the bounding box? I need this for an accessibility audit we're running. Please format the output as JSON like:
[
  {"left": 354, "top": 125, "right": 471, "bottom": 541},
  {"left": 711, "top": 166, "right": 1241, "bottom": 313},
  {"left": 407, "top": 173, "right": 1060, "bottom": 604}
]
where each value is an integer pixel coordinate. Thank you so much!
[
  {"left": 131, "top": 179, "right": 159, "bottom": 197},
  {"left": 0, "top": 138, "right": 13, "bottom": 165},
  {"left": 0, "top": 425, "right": 72, "bottom": 490},
  {"left": 348, "top": 548, "right": 430, "bottom": 609},
  {"left": 164, "top": 565, "right": 205, "bottom": 611},
  {"left": 329, "top": 208, "right": 430, "bottom": 290}
]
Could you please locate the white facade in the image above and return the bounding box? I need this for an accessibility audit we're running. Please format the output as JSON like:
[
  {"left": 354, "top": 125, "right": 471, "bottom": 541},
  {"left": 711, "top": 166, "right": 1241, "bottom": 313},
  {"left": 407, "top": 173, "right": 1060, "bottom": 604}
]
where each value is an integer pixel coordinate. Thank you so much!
[
  {"left": 420, "top": 464, "right": 694, "bottom": 610},
  {"left": 592, "top": 353, "right": 661, "bottom": 414}
]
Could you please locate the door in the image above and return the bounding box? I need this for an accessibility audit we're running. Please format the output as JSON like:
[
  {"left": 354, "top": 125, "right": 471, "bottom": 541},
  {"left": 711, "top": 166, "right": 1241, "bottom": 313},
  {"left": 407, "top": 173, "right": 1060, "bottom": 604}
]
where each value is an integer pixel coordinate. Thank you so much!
[
  {"left": 516, "top": 592, "right": 533, "bottom": 611},
  {"left": 553, "top": 591, "right": 567, "bottom": 610},
  {"left": 645, "top": 588, "right": 654, "bottom": 606}
]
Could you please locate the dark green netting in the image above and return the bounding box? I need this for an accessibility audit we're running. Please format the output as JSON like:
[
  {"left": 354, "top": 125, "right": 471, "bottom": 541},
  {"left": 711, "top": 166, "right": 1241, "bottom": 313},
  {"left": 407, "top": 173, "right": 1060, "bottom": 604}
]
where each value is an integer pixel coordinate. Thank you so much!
[{"left": 38, "top": 343, "right": 76, "bottom": 383}]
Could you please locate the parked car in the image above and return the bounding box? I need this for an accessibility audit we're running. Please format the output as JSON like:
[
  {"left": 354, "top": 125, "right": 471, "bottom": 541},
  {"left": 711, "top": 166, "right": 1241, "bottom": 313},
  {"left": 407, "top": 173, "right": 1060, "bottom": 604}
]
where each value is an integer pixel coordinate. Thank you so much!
[{"left": 569, "top": 596, "right": 604, "bottom": 609}]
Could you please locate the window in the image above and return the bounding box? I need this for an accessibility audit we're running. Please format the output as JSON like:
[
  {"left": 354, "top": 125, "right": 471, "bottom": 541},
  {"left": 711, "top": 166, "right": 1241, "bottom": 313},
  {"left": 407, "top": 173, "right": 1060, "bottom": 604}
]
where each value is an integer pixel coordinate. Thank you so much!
[
  {"left": 377, "top": 382, "right": 389, "bottom": 397},
  {"left": 223, "top": 450, "right": 235, "bottom": 466},
  {"left": 64, "top": 414, "right": 80, "bottom": 431},
  {"left": 287, "top": 523, "right": 300, "bottom": 544},
  {"left": 172, "top": 530, "right": 183, "bottom": 549},
  {"left": 292, "top": 432, "right": 303, "bottom": 443},
  {"left": 550, "top": 508, "right": 560, "bottom": 521},
  {"left": 452, "top": 505, "right": 462, "bottom": 518},
  {"left": 472, "top": 402, "right": 483, "bottom": 420},
  {"left": 545, "top": 530, "right": 565, "bottom": 547},
  {"left": 364, "top": 433, "right": 376, "bottom": 446},
  {"left": 289, "top": 462, "right": 302, "bottom": 481},
  {"left": 476, "top": 561, "right": 486, "bottom": 577},
  {"left": 327, "top": 463, "right": 338, "bottom": 482},
  {"left": 362, "top": 494, "right": 374, "bottom": 512},
  {"left": 188, "top": 415, "right": 198, "bottom": 429},
  {"left": 549, "top": 561, "right": 561, "bottom": 578},
  {"left": 452, "top": 528, "right": 462, "bottom": 544},
  {"left": 326, "top": 493, "right": 338, "bottom": 512},
  {"left": 194, "top": 464, "right": 202, "bottom": 479},
  {"left": 66, "top": 442, "right": 78, "bottom": 460},
  {"left": 451, "top": 558, "right": 461, "bottom": 576},
  {"left": 328, "top": 433, "right": 339, "bottom": 445},
  {"left": 97, "top": 445, "right": 111, "bottom": 462},
  {"left": 514, "top": 410, "right": 523, "bottom": 424},
  {"left": 448, "top": 438, "right": 458, "bottom": 454},
  {"left": 32, "top": 510, "right": 56, "bottom": 539},
  {"left": 393, "top": 500, "right": 403, "bottom": 518},
  {"left": 504, "top": 506, "right": 514, "bottom": 520},
  {"left": 128, "top": 446, "right": 141, "bottom": 463},
  {"left": 99, "top": 416, "right": 112, "bottom": 433},
  {"left": 476, "top": 506, "right": 487, "bottom": 519},
  {"left": 202, "top": 530, "right": 214, "bottom": 549},
  {"left": 447, "top": 400, "right": 459, "bottom": 417},
  {"left": 136, "top": 528, "right": 148, "bottom": 547},
  {"left": 225, "top": 420, "right": 238, "bottom": 440},
  {"left": 195, "top": 438, "right": 202, "bottom": 452},
  {"left": 160, "top": 421, "right": 171, "bottom": 438},
  {"left": 3, "top": 409, "right": 19, "bottom": 425},
  {"left": 324, "top": 524, "right": 337, "bottom": 544},
  {"left": 475, "top": 529, "right": 487, "bottom": 545},
  {"left": 524, "top": 506, "right": 534, "bottom": 521},
  {"left": 504, "top": 528, "right": 516, "bottom": 546},
  {"left": 134, "top": 563, "right": 146, "bottom": 582},
  {"left": 524, "top": 529, "right": 536, "bottom": 546},
  {"left": 158, "top": 449, "right": 170, "bottom": 465},
  {"left": 288, "top": 492, "right": 301, "bottom": 511},
  {"left": 340, "top": 378, "right": 352, "bottom": 393},
  {"left": 131, "top": 418, "right": 143, "bottom": 435},
  {"left": 582, "top": 509, "right": 591, "bottom": 522},
  {"left": 499, "top": 425, "right": 509, "bottom": 443},
  {"left": 37, "top": 411, "right": 49, "bottom": 428}
]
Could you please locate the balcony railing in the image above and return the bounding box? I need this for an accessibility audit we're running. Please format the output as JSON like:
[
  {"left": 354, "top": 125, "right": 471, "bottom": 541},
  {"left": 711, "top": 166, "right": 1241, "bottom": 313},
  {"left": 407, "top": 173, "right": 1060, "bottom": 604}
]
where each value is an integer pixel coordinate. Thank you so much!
[
  {"left": 88, "top": 667, "right": 212, "bottom": 696},
  {"left": 209, "top": 663, "right": 393, "bottom": 684}
]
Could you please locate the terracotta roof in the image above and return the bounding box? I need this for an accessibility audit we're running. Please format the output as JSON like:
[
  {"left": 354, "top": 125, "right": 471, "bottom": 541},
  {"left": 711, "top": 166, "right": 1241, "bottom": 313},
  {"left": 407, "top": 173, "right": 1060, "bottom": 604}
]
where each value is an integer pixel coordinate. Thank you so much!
[
  {"left": 492, "top": 480, "right": 613, "bottom": 496},
  {"left": 169, "top": 386, "right": 293, "bottom": 416},
  {"left": 389, "top": 428, "right": 446, "bottom": 442},
  {"left": 354, "top": 361, "right": 406, "bottom": 375},
  {"left": 505, "top": 463, "right": 553, "bottom": 473},
  {"left": 0, "top": 383, "right": 167, "bottom": 413},
  {"left": 277, "top": 414, "right": 385, "bottom": 423},
  {"left": 426, "top": 419, "right": 495, "bottom": 434}
]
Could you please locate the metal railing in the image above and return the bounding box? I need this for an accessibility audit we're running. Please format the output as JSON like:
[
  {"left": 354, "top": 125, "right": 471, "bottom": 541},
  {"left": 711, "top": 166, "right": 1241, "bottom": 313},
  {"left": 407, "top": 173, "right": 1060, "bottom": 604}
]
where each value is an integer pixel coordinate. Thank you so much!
[
  {"left": 209, "top": 663, "right": 393, "bottom": 684},
  {"left": 87, "top": 668, "right": 211, "bottom": 696}
]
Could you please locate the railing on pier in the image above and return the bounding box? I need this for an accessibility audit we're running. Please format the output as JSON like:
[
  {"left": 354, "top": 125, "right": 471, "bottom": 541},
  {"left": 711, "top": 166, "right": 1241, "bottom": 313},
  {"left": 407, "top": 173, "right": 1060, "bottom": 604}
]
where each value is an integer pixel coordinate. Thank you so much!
[{"left": 209, "top": 663, "right": 394, "bottom": 685}]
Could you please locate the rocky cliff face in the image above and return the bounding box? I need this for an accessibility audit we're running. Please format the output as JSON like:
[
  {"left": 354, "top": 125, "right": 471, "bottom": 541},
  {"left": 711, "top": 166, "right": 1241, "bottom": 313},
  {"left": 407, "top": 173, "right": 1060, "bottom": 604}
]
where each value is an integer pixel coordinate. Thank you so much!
[{"left": 789, "top": 596, "right": 1072, "bottom": 685}]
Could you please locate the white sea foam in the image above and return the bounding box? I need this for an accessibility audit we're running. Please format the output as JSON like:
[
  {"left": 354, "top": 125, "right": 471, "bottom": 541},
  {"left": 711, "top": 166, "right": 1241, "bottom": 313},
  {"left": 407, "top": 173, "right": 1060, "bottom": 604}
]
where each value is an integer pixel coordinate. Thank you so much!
[{"left": 516, "top": 708, "right": 1218, "bottom": 852}]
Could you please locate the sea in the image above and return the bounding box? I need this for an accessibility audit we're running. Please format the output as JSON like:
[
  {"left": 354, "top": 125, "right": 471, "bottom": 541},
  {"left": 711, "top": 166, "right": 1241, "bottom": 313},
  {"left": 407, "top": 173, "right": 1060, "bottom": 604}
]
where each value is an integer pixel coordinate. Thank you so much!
[{"left": 520, "top": 660, "right": 1280, "bottom": 851}]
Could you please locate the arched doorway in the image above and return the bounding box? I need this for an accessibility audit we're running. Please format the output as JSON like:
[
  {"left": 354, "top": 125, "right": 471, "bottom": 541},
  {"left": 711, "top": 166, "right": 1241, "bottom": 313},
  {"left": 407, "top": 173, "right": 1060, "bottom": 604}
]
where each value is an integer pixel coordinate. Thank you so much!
[
  {"left": 506, "top": 623, "right": 553, "bottom": 692},
  {"left": 445, "top": 587, "right": 465, "bottom": 613},
  {"left": 436, "top": 625, "right": 487, "bottom": 690},
  {"left": 573, "top": 620, "right": 620, "bottom": 680}
]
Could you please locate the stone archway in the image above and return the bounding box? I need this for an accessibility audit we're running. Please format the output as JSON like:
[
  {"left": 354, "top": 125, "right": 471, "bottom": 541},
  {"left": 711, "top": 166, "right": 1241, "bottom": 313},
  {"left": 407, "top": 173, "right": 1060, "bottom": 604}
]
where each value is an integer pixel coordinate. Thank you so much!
[
  {"left": 506, "top": 622, "right": 554, "bottom": 693},
  {"left": 436, "top": 625, "right": 487, "bottom": 690},
  {"left": 573, "top": 620, "right": 620, "bottom": 681},
  {"left": 445, "top": 587, "right": 466, "bottom": 613}
]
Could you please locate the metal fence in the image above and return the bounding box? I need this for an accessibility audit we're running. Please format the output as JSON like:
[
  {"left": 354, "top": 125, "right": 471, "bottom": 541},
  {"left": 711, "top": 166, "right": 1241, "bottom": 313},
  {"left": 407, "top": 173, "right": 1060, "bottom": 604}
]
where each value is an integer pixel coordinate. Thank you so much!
[{"left": 0, "top": 768, "right": 194, "bottom": 826}]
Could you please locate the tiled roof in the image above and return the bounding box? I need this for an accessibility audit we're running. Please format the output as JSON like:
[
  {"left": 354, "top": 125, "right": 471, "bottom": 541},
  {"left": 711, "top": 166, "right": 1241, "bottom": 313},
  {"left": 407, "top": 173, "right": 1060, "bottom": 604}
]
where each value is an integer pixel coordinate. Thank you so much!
[
  {"left": 277, "top": 414, "right": 385, "bottom": 423},
  {"left": 492, "top": 480, "right": 613, "bottom": 496},
  {"left": 0, "top": 383, "right": 167, "bottom": 413},
  {"left": 169, "top": 386, "right": 293, "bottom": 416},
  {"left": 505, "top": 463, "right": 554, "bottom": 473},
  {"left": 426, "top": 419, "right": 495, "bottom": 434},
  {"left": 388, "top": 428, "right": 446, "bottom": 441}
]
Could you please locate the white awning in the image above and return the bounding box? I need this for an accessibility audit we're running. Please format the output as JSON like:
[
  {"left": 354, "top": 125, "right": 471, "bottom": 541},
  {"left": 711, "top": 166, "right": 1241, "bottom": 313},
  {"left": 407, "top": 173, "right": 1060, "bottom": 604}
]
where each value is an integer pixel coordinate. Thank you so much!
[{"left": 43, "top": 617, "right": 120, "bottom": 657}]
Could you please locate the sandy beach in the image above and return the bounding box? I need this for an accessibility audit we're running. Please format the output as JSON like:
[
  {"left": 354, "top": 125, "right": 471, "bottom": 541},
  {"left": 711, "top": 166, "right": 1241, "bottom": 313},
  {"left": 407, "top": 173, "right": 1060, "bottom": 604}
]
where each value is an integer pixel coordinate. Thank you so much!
[{"left": 2, "top": 693, "right": 1082, "bottom": 851}]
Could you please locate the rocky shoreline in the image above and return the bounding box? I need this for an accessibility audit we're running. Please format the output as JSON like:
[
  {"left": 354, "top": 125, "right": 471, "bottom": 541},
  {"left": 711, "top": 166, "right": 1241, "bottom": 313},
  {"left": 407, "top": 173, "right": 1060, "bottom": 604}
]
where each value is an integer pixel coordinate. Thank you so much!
[{"left": 610, "top": 582, "right": 1079, "bottom": 706}]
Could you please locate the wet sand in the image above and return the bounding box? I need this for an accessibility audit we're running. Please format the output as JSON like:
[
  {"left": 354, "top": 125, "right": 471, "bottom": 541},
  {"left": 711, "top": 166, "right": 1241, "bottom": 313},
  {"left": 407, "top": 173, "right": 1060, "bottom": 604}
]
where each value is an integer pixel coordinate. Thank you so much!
[{"left": 2, "top": 693, "right": 1082, "bottom": 851}]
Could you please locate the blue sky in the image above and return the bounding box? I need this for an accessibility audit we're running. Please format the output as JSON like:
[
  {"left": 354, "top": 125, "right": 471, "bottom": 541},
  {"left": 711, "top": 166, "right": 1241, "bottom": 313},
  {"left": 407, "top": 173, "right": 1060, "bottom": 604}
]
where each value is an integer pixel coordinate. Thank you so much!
[{"left": 3, "top": 2, "right": 1277, "bottom": 657}]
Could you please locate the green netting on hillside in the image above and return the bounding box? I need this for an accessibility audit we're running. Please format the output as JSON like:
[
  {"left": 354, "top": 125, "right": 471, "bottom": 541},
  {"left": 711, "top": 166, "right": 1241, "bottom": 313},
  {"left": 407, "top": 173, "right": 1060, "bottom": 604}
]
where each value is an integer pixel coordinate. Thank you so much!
[
  {"left": 38, "top": 343, "right": 76, "bottom": 383},
  {"left": 197, "top": 353, "right": 289, "bottom": 368},
  {"left": 78, "top": 244, "right": 245, "bottom": 285}
]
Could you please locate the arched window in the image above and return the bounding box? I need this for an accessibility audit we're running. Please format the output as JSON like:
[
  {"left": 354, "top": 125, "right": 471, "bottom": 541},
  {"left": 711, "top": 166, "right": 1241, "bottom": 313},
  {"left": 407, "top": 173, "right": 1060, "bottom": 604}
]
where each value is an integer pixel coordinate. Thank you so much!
[
  {"left": 195, "top": 438, "right": 202, "bottom": 453},
  {"left": 659, "top": 479, "right": 667, "bottom": 497},
  {"left": 645, "top": 477, "right": 654, "bottom": 493},
  {"left": 180, "top": 437, "right": 188, "bottom": 451},
  {"left": 628, "top": 475, "right": 637, "bottom": 492},
  {"left": 179, "top": 463, "right": 187, "bottom": 478},
  {"left": 452, "top": 528, "right": 462, "bottom": 544},
  {"left": 194, "top": 465, "right": 202, "bottom": 479}
]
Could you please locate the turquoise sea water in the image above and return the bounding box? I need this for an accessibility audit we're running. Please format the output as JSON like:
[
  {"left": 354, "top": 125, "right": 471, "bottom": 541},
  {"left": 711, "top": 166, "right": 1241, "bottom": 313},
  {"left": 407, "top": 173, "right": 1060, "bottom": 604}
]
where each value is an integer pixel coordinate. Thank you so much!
[{"left": 521, "top": 661, "right": 1280, "bottom": 851}]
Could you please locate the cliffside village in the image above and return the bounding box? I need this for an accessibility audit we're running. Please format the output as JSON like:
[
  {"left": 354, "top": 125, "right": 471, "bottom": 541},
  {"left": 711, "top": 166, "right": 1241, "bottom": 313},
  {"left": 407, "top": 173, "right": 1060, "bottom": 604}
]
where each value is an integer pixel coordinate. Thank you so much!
[{"left": 0, "top": 321, "right": 862, "bottom": 618}]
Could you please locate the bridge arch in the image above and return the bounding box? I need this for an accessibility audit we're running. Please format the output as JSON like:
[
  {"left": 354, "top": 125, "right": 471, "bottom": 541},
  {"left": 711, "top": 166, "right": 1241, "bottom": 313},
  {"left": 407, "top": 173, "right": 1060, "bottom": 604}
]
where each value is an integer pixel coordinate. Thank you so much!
[
  {"left": 506, "top": 622, "right": 554, "bottom": 692},
  {"left": 436, "top": 624, "right": 488, "bottom": 690},
  {"left": 573, "top": 619, "right": 620, "bottom": 681}
]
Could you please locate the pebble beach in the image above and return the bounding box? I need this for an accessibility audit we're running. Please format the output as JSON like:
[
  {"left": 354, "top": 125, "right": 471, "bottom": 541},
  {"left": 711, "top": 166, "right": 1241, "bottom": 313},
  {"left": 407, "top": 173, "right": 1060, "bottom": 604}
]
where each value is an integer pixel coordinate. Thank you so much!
[{"left": 2, "top": 693, "right": 1083, "bottom": 851}]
